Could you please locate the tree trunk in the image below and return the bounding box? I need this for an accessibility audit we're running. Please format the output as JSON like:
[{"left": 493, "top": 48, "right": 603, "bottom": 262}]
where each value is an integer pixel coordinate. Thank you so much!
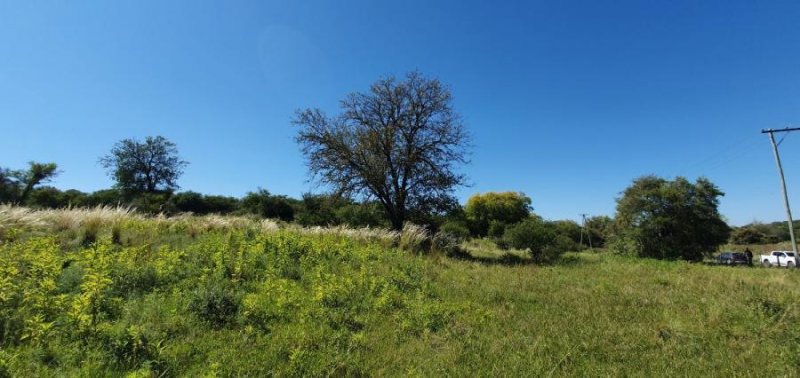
[
  {"left": 19, "top": 183, "right": 34, "bottom": 203},
  {"left": 389, "top": 209, "right": 405, "bottom": 231}
]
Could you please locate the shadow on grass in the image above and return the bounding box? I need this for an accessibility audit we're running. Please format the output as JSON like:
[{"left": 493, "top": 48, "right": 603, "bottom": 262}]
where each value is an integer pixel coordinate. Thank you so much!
[
  {"left": 447, "top": 248, "right": 534, "bottom": 266},
  {"left": 448, "top": 249, "right": 598, "bottom": 268}
]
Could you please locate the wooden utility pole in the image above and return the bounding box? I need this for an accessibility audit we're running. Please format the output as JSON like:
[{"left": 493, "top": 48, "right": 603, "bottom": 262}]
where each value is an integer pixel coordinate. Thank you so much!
[
  {"left": 580, "top": 213, "right": 593, "bottom": 251},
  {"left": 762, "top": 127, "right": 800, "bottom": 255}
]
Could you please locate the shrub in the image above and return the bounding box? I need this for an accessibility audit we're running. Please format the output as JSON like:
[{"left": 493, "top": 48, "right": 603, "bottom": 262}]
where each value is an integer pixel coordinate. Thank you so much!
[
  {"left": 730, "top": 226, "right": 767, "bottom": 245},
  {"left": 431, "top": 232, "right": 464, "bottom": 257},
  {"left": 173, "top": 192, "right": 239, "bottom": 215},
  {"left": 111, "top": 265, "right": 159, "bottom": 297},
  {"left": 487, "top": 220, "right": 506, "bottom": 240},
  {"left": 240, "top": 189, "right": 295, "bottom": 221},
  {"left": 189, "top": 281, "right": 240, "bottom": 328},
  {"left": 57, "top": 263, "right": 85, "bottom": 294},
  {"left": 503, "top": 218, "right": 567, "bottom": 264},
  {"left": 0, "top": 351, "right": 9, "bottom": 378},
  {"left": 129, "top": 192, "right": 175, "bottom": 215},
  {"left": 334, "top": 202, "right": 387, "bottom": 228},
  {"left": 550, "top": 220, "right": 582, "bottom": 249},
  {"left": 26, "top": 186, "right": 65, "bottom": 209},
  {"left": 438, "top": 221, "right": 470, "bottom": 240},
  {"left": 105, "top": 324, "right": 157, "bottom": 369}
]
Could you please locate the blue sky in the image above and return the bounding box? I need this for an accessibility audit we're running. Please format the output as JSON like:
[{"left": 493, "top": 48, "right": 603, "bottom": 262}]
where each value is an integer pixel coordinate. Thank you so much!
[{"left": 1, "top": 0, "right": 799, "bottom": 225}]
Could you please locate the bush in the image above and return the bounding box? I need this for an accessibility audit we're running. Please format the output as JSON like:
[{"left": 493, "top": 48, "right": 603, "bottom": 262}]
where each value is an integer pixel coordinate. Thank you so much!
[
  {"left": 105, "top": 324, "right": 157, "bottom": 369},
  {"left": 189, "top": 281, "right": 240, "bottom": 328},
  {"left": 730, "top": 227, "right": 767, "bottom": 245},
  {"left": 438, "top": 221, "right": 470, "bottom": 240},
  {"left": 26, "top": 187, "right": 65, "bottom": 209},
  {"left": 173, "top": 192, "right": 239, "bottom": 215},
  {"left": 334, "top": 202, "right": 387, "bottom": 228},
  {"left": 487, "top": 220, "right": 506, "bottom": 240},
  {"left": 126, "top": 192, "right": 175, "bottom": 215},
  {"left": 431, "top": 232, "right": 464, "bottom": 257},
  {"left": 240, "top": 189, "right": 295, "bottom": 221},
  {"left": 83, "top": 189, "right": 123, "bottom": 207},
  {"left": 503, "top": 218, "right": 567, "bottom": 264},
  {"left": 111, "top": 265, "right": 159, "bottom": 297}
]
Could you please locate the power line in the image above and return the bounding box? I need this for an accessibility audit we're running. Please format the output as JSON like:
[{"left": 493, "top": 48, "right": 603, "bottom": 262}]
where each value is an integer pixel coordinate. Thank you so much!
[{"left": 672, "top": 134, "right": 759, "bottom": 178}]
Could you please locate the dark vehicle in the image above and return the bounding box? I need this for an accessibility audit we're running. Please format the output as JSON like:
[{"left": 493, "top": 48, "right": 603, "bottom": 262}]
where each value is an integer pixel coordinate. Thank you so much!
[{"left": 717, "top": 252, "right": 748, "bottom": 266}]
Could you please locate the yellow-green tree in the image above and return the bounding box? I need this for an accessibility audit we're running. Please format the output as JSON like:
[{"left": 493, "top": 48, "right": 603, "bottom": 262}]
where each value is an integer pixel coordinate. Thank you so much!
[{"left": 465, "top": 192, "right": 532, "bottom": 237}]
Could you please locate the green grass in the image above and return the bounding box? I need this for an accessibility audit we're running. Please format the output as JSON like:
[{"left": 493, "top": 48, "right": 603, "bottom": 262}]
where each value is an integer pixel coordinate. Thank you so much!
[
  {"left": 395, "top": 248, "right": 800, "bottom": 376},
  {"left": 1, "top": 211, "right": 799, "bottom": 376}
]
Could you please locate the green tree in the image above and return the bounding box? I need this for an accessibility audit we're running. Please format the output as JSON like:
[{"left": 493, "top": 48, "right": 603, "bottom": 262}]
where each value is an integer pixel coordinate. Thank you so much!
[
  {"left": 240, "top": 189, "right": 295, "bottom": 222},
  {"left": 334, "top": 201, "right": 388, "bottom": 228},
  {"left": 0, "top": 167, "right": 21, "bottom": 202},
  {"left": 610, "top": 176, "right": 730, "bottom": 261},
  {"left": 61, "top": 189, "right": 89, "bottom": 207},
  {"left": 503, "top": 217, "right": 570, "bottom": 264},
  {"left": 19, "top": 162, "right": 59, "bottom": 203},
  {"left": 729, "top": 226, "right": 767, "bottom": 245},
  {"left": 100, "top": 136, "right": 188, "bottom": 195},
  {"left": 27, "top": 186, "right": 64, "bottom": 208},
  {"left": 585, "top": 215, "right": 613, "bottom": 247},
  {"left": 172, "top": 191, "right": 239, "bottom": 215},
  {"left": 294, "top": 71, "right": 470, "bottom": 230},
  {"left": 550, "top": 220, "right": 582, "bottom": 250},
  {"left": 0, "top": 162, "right": 59, "bottom": 204},
  {"left": 84, "top": 189, "right": 123, "bottom": 207},
  {"left": 294, "top": 193, "right": 340, "bottom": 227},
  {"left": 465, "top": 192, "right": 532, "bottom": 236},
  {"left": 202, "top": 195, "right": 240, "bottom": 214}
]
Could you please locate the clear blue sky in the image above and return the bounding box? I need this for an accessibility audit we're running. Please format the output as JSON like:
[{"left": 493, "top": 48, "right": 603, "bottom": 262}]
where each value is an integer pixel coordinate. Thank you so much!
[{"left": 2, "top": 1, "right": 799, "bottom": 225}]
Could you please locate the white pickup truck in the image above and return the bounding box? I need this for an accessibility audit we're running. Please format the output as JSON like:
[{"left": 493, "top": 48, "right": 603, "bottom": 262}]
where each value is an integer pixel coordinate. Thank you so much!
[{"left": 760, "top": 251, "right": 797, "bottom": 268}]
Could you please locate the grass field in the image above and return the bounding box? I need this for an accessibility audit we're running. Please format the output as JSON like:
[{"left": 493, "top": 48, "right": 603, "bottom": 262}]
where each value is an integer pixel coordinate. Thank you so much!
[{"left": 1, "top": 207, "right": 799, "bottom": 376}]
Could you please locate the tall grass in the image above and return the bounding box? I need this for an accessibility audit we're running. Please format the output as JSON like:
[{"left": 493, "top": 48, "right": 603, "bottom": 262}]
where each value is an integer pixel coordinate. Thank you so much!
[
  {"left": 1, "top": 206, "right": 798, "bottom": 376},
  {"left": 0, "top": 215, "right": 448, "bottom": 376},
  {"left": 0, "top": 205, "right": 427, "bottom": 250}
]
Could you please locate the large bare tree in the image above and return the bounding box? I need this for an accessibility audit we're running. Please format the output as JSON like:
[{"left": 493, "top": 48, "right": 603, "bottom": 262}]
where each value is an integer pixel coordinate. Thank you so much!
[{"left": 294, "top": 72, "right": 470, "bottom": 230}]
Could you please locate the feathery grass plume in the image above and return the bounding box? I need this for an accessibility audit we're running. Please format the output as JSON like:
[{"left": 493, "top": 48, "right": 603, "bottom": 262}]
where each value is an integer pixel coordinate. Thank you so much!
[
  {"left": 399, "top": 223, "right": 431, "bottom": 253},
  {"left": 0, "top": 205, "right": 47, "bottom": 239},
  {"left": 299, "top": 225, "right": 400, "bottom": 248},
  {"left": 0, "top": 205, "right": 431, "bottom": 251},
  {"left": 260, "top": 219, "right": 281, "bottom": 233}
]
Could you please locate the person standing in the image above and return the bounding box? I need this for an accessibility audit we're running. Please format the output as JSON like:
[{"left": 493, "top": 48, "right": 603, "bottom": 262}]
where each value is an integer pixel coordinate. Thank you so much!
[{"left": 745, "top": 248, "right": 753, "bottom": 266}]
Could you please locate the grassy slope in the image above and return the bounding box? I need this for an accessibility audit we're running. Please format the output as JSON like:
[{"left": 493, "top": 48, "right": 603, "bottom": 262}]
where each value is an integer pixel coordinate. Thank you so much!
[
  {"left": 373, "top": 248, "right": 800, "bottom": 376},
  {"left": 1, "top": 209, "right": 799, "bottom": 376}
]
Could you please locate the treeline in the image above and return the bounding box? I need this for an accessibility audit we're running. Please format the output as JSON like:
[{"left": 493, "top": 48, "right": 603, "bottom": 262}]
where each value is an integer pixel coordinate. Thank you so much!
[
  {"left": 1, "top": 178, "right": 610, "bottom": 249},
  {"left": 0, "top": 162, "right": 608, "bottom": 255},
  {"left": 1, "top": 73, "right": 751, "bottom": 262},
  {"left": 1, "top": 183, "right": 390, "bottom": 228},
  {"left": 729, "top": 221, "right": 800, "bottom": 245}
]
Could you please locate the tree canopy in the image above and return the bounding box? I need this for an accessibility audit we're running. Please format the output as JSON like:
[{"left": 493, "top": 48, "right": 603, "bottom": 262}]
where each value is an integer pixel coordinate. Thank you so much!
[
  {"left": 100, "top": 136, "right": 188, "bottom": 195},
  {"left": 294, "top": 71, "right": 470, "bottom": 230},
  {"left": 240, "top": 189, "right": 295, "bottom": 222},
  {"left": 503, "top": 216, "right": 572, "bottom": 264},
  {"left": 465, "top": 191, "right": 532, "bottom": 236},
  {"left": 610, "top": 175, "right": 730, "bottom": 261},
  {"left": 0, "top": 162, "right": 59, "bottom": 204}
]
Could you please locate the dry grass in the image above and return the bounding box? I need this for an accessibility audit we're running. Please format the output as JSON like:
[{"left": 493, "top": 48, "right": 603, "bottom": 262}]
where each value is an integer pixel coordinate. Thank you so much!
[{"left": 0, "top": 205, "right": 429, "bottom": 250}]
